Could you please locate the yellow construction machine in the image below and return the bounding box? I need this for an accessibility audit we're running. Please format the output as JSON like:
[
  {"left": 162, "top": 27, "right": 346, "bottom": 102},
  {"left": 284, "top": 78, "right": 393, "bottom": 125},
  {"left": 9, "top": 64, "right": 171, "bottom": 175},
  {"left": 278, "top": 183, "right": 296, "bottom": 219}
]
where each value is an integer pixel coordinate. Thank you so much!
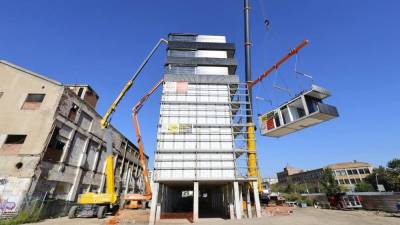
[
  {"left": 68, "top": 153, "right": 117, "bottom": 218},
  {"left": 68, "top": 39, "right": 167, "bottom": 219}
]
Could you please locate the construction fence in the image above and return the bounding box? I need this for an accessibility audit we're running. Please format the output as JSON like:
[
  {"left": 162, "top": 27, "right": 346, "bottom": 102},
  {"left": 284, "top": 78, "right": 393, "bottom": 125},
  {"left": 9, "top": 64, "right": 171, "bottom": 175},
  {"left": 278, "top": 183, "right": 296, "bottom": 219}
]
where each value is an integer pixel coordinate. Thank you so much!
[{"left": 0, "top": 192, "right": 73, "bottom": 221}]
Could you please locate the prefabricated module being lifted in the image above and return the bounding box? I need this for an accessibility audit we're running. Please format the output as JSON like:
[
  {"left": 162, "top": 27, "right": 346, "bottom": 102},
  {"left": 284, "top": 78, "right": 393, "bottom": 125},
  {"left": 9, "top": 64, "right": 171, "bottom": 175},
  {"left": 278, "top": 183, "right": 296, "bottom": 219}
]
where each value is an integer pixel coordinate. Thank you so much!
[
  {"left": 245, "top": 39, "right": 339, "bottom": 138},
  {"left": 259, "top": 85, "right": 339, "bottom": 137}
]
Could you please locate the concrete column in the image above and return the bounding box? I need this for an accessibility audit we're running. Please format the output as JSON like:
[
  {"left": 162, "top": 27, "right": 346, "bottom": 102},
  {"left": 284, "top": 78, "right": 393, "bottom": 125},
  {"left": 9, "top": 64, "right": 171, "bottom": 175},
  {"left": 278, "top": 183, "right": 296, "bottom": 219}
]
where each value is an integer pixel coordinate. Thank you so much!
[
  {"left": 67, "top": 137, "right": 90, "bottom": 201},
  {"left": 252, "top": 181, "right": 261, "bottom": 218},
  {"left": 58, "top": 128, "right": 77, "bottom": 172},
  {"left": 246, "top": 185, "right": 252, "bottom": 218},
  {"left": 124, "top": 167, "right": 131, "bottom": 195},
  {"left": 239, "top": 185, "right": 244, "bottom": 217},
  {"left": 227, "top": 184, "right": 234, "bottom": 220},
  {"left": 149, "top": 182, "right": 159, "bottom": 225},
  {"left": 193, "top": 181, "right": 199, "bottom": 222},
  {"left": 233, "top": 181, "right": 241, "bottom": 219},
  {"left": 99, "top": 159, "right": 107, "bottom": 193},
  {"left": 156, "top": 203, "right": 161, "bottom": 222}
]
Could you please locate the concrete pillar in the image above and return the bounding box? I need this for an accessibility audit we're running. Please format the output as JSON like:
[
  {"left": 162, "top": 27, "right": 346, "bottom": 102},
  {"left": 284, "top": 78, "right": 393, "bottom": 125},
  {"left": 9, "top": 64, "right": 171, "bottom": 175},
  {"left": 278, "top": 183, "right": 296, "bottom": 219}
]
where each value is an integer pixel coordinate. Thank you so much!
[
  {"left": 193, "top": 181, "right": 199, "bottom": 222},
  {"left": 149, "top": 182, "right": 159, "bottom": 225},
  {"left": 229, "top": 203, "right": 235, "bottom": 219},
  {"left": 124, "top": 167, "right": 131, "bottom": 195},
  {"left": 233, "top": 181, "right": 241, "bottom": 219},
  {"left": 67, "top": 137, "right": 90, "bottom": 201},
  {"left": 156, "top": 203, "right": 161, "bottom": 222},
  {"left": 252, "top": 181, "right": 261, "bottom": 218},
  {"left": 58, "top": 128, "right": 77, "bottom": 172},
  {"left": 227, "top": 184, "right": 234, "bottom": 220},
  {"left": 99, "top": 159, "right": 107, "bottom": 193},
  {"left": 246, "top": 185, "right": 252, "bottom": 218},
  {"left": 239, "top": 185, "right": 244, "bottom": 217}
]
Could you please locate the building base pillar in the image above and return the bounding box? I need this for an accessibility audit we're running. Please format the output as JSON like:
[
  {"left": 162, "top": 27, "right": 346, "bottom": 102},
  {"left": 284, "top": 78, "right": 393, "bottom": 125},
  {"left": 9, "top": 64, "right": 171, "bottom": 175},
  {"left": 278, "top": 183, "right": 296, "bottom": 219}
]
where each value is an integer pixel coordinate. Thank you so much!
[
  {"left": 193, "top": 181, "right": 199, "bottom": 222},
  {"left": 149, "top": 182, "right": 159, "bottom": 225},
  {"left": 252, "top": 181, "right": 261, "bottom": 218},
  {"left": 233, "top": 181, "right": 241, "bottom": 219}
]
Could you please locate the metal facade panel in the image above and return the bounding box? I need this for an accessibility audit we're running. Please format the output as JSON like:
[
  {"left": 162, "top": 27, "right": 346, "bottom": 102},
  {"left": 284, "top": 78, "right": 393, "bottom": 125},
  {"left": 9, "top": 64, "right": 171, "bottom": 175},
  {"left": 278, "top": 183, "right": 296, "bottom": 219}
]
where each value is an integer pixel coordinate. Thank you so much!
[
  {"left": 167, "top": 41, "right": 235, "bottom": 57},
  {"left": 166, "top": 57, "right": 237, "bottom": 74}
]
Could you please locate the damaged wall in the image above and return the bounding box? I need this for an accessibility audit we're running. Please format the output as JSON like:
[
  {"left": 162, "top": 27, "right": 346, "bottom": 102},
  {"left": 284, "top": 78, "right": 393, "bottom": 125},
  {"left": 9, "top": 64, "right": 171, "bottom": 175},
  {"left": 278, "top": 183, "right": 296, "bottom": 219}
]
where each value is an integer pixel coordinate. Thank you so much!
[
  {"left": 0, "top": 60, "right": 148, "bottom": 218},
  {"left": 0, "top": 61, "right": 64, "bottom": 216}
]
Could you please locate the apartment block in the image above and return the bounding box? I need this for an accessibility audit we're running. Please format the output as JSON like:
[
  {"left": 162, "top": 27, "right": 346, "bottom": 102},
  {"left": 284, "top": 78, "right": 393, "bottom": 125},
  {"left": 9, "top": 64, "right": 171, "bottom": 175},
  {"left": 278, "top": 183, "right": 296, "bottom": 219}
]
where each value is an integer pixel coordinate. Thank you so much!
[{"left": 0, "top": 61, "right": 147, "bottom": 218}]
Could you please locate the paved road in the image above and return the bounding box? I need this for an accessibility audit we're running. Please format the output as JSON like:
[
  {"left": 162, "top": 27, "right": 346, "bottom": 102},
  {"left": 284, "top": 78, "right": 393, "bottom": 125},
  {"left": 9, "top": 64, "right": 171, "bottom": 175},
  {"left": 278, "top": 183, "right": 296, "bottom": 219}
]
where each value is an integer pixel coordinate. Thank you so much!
[{"left": 29, "top": 208, "right": 399, "bottom": 225}]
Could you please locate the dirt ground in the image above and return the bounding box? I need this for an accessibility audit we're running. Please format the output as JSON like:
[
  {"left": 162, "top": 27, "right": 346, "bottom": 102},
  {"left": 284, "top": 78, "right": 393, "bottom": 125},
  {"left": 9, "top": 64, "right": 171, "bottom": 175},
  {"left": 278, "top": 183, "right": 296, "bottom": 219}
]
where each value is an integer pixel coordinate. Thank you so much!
[{"left": 28, "top": 207, "right": 399, "bottom": 225}]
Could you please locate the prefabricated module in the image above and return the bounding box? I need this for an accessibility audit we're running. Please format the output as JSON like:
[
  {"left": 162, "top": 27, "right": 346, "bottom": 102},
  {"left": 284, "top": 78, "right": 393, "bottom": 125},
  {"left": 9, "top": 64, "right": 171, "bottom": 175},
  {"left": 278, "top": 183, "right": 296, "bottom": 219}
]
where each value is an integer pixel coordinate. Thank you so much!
[{"left": 149, "top": 33, "right": 261, "bottom": 224}]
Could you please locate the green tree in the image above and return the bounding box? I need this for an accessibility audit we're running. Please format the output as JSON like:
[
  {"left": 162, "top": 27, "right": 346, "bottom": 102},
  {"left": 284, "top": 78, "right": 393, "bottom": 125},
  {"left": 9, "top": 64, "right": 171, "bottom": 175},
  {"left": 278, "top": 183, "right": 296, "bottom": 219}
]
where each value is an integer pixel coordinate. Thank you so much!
[
  {"left": 320, "top": 168, "right": 343, "bottom": 195},
  {"left": 354, "top": 181, "right": 375, "bottom": 192},
  {"left": 387, "top": 158, "right": 400, "bottom": 170},
  {"left": 364, "top": 161, "right": 400, "bottom": 192},
  {"left": 270, "top": 182, "right": 309, "bottom": 194},
  {"left": 270, "top": 183, "right": 287, "bottom": 193}
]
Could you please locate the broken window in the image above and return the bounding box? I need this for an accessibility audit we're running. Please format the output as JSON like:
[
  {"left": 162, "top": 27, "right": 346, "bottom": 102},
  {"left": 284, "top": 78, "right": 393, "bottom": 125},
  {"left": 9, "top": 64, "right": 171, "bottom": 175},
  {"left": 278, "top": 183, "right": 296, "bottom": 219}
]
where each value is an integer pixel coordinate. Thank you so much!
[
  {"left": 21, "top": 93, "right": 45, "bottom": 110},
  {"left": 43, "top": 128, "right": 66, "bottom": 162},
  {"left": 120, "top": 140, "right": 127, "bottom": 150},
  {"left": 0, "top": 135, "right": 27, "bottom": 153},
  {"left": 68, "top": 104, "right": 79, "bottom": 121},
  {"left": 77, "top": 111, "right": 93, "bottom": 131},
  {"left": 77, "top": 87, "right": 84, "bottom": 98},
  {"left": 84, "top": 141, "right": 99, "bottom": 170},
  {"left": 67, "top": 133, "right": 87, "bottom": 166}
]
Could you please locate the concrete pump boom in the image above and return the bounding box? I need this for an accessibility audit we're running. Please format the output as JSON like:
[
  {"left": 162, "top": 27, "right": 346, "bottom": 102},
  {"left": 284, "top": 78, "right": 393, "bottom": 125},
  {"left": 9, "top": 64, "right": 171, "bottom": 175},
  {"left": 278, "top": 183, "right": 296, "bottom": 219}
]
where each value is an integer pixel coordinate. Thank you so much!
[
  {"left": 101, "top": 38, "right": 168, "bottom": 129},
  {"left": 132, "top": 79, "right": 164, "bottom": 196}
]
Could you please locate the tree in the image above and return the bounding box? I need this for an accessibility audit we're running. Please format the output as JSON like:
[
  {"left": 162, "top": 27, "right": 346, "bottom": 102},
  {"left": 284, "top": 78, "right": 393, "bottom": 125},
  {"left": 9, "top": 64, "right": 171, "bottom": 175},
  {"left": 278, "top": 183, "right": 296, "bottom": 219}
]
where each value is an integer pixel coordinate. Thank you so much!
[
  {"left": 387, "top": 158, "right": 400, "bottom": 170},
  {"left": 364, "top": 160, "right": 400, "bottom": 192},
  {"left": 270, "top": 182, "right": 308, "bottom": 194},
  {"left": 320, "top": 168, "right": 343, "bottom": 195},
  {"left": 354, "top": 182, "right": 375, "bottom": 192},
  {"left": 270, "top": 183, "right": 287, "bottom": 193}
]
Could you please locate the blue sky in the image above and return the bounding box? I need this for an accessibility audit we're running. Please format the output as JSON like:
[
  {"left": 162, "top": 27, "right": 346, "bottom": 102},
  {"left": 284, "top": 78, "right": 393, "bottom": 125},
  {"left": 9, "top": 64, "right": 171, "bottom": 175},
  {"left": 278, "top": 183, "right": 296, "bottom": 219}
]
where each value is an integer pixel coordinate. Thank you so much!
[{"left": 1, "top": 0, "right": 399, "bottom": 177}]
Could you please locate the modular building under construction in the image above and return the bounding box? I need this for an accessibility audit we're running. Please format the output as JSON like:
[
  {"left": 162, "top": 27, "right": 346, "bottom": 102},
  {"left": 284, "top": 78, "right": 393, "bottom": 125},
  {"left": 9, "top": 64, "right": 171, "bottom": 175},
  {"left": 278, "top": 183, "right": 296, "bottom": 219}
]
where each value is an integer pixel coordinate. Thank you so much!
[{"left": 149, "top": 34, "right": 261, "bottom": 224}]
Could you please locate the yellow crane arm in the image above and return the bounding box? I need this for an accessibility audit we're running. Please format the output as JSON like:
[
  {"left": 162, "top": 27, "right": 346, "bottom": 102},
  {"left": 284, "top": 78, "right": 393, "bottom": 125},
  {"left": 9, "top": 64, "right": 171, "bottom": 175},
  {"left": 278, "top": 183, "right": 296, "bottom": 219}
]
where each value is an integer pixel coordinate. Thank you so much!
[{"left": 100, "top": 38, "right": 168, "bottom": 129}]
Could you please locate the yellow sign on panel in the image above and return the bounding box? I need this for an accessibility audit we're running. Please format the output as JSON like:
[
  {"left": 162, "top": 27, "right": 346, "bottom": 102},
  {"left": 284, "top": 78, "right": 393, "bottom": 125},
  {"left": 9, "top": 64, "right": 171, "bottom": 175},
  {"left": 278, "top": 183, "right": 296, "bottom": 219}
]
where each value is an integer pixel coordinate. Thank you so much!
[{"left": 168, "top": 123, "right": 179, "bottom": 133}]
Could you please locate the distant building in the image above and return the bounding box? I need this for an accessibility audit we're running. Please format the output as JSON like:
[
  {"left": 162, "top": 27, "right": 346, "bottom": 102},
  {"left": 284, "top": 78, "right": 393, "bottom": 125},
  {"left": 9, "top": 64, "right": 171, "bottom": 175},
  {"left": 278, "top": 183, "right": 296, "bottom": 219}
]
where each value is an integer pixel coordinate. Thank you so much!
[
  {"left": 277, "top": 161, "right": 374, "bottom": 192},
  {"left": 0, "top": 60, "right": 148, "bottom": 218},
  {"left": 261, "top": 177, "right": 278, "bottom": 195},
  {"left": 277, "top": 165, "right": 304, "bottom": 185}
]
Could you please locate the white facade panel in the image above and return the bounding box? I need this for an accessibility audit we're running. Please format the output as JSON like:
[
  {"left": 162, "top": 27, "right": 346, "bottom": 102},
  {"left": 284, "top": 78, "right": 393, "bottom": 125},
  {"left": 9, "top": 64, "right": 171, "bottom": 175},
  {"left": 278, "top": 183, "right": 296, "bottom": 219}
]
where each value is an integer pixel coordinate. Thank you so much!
[
  {"left": 196, "top": 35, "right": 226, "bottom": 43},
  {"left": 196, "top": 50, "right": 227, "bottom": 58},
  {"left": 197, "top": 66, "right": 229, "bottom": 75}
]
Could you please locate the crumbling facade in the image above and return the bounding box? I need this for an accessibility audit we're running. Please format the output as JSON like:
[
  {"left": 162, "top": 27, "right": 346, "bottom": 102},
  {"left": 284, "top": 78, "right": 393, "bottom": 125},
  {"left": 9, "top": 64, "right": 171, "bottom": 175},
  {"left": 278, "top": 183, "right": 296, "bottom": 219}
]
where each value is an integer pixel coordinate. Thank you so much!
[
  {"left": 0, "top": 60, "right": 147, "bottom": 218},
  {"left": 149, "top": 34, "right": 261, "bottom": 224}
]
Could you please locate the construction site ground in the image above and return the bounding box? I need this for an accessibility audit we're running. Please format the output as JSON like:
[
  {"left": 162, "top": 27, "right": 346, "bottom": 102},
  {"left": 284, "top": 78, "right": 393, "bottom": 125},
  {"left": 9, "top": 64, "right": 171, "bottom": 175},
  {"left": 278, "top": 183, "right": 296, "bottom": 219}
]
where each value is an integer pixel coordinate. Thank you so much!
[{"left": 28, "top": 207, "right": 399, "bottom": 225}]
